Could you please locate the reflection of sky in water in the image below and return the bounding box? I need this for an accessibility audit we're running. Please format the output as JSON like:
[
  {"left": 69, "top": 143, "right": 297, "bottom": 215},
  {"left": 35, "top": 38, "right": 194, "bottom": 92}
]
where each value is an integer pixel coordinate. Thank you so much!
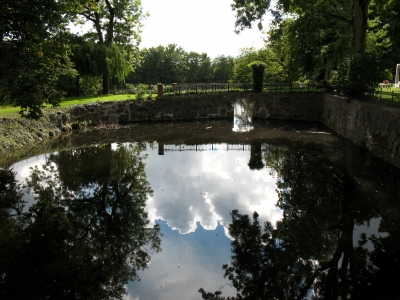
[
  {"left": 11, "top": 154, "right": 48, "bottom": 212},
  {"left": 126, "top": 220, "right": 235, "bottom": 300},
  {"left": 143, "top": 144, "right": 282, "bottom": 235},
  {"left": 8, "top": 141, "right": 392, "bottom": 300},
  {"left": 125, "top": 144, "right": 282, "bottom": 299},
  {"left": 232, "top": 99, "right": 254, "bottom": 133}
]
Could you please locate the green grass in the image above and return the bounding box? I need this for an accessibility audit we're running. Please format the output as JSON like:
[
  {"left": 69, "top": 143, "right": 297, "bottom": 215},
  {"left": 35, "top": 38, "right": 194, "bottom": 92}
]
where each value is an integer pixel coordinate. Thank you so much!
[
  {"left": 58, "top": 94, "right": 136, "bottom": 107},
  {"left": 0, "top": 103, "right": 19, "bottom": 115},
  {"left": 0, "top": 94, "right": 140, "bottom": 116}
]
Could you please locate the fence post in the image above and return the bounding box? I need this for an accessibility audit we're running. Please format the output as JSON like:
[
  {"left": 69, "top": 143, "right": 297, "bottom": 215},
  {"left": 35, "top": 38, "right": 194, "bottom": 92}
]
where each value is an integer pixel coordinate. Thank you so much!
[
  {"left": 228, "top": 83, "right": 230, "bottom": 92},
  {"left": 392, "top": 91, "right": 394, "bottom": 103},
  {"left": 157, "top": 83, "right": 163, "bottom": 100}
]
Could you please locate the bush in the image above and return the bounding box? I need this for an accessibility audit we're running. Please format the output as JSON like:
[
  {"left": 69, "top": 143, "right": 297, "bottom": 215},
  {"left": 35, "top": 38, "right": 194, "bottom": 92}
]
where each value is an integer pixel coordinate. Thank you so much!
[
  {"left": 250, "top": 62, "right": 266, "bottom": 93},
  {"left": 336, "top": 53, "right": 384, "bottom": 96},
  {"left": 81, "top": 76, "right": 101, "bottom": 96}
]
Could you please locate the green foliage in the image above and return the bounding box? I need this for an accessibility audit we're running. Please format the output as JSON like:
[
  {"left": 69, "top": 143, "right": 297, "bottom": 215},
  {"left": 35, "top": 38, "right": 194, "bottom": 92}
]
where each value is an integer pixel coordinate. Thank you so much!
[
  {"left": 0, "top": 0, "right": 77, "bottom": 118},
  {"left": 80, "top": 76, "right": 101, "bottom": 96},
  {"left": 233, "top": 47, "right": 264, "bottom": 83},
  {"left": 211, "top": 55, "right": 235, "bottom": 82},
  {"left": 336, "top": 53, "right": 385, "bottom": 96},
  {"left": 250, "top": 62, "right": 266, "bottom": 93},
  {"left": 131, "top": 44, "right": 215, "bottom": 84},
  {"left": 73, "top": 0, "right": 146, "bottom": 94},
  {"left": 135, "top": 84, "right": 149, "bottom": 100}
]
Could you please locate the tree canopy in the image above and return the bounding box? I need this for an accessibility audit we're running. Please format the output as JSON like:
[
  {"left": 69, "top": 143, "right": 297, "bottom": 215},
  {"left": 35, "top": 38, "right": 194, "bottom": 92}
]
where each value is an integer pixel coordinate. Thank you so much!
[
  {"left": 73, "top": 0, "right": 146, "bottom": 94},
  {"left": 0, "top": 0, "right": 77, "bottom": 118}
]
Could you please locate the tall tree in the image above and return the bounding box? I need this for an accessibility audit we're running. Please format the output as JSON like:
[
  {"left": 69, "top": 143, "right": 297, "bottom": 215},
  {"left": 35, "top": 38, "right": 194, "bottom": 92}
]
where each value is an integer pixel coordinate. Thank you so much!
[
  {"left": 211, "top": 55, "right": 235, "bottom": 82},
  {"left": 131, "top": 44, "right": 186, "bottom": 83},
  {"left": 231, "top": 0, "right": 370, "bottom": 55},
  {"left": 0, "top": 0, "right": 77, "bottom": 118},
  {"left": 74, "top": 0, "right": 146, "bottom": 94}
]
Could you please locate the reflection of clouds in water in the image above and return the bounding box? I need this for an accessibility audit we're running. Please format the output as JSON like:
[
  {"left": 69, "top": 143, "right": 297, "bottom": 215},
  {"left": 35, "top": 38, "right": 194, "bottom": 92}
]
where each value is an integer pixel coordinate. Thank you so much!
[
  {"left": 353, "top": 218, "right": 389, "bottom": 250},
  {"left": 144, "top": 146, "right": 283, "bottom": 236},
  {"left": 126, "top": 220, "right": 235, "bottom": 300},
  {"left": 10, "top": 154, "right": 49, "bottom": 211}
]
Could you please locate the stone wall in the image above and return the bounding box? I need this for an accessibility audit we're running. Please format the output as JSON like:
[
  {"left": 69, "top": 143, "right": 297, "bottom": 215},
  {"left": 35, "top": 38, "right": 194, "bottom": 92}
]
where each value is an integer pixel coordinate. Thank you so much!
[
  {"left": 68, "top": 92, "right": 400, "bottom": 168},
  {"left": 69, "top": 92, "right": 324, "bottom": 123},
  {"left": 321, "top": 94, "right": 400, "bottom": 168}
]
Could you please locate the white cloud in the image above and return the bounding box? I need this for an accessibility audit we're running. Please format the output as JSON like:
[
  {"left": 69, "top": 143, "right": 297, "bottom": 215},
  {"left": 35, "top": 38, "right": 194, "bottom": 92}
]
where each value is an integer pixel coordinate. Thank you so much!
[{"left": 140, "top": 0, "right": 272, "bottom": 58}]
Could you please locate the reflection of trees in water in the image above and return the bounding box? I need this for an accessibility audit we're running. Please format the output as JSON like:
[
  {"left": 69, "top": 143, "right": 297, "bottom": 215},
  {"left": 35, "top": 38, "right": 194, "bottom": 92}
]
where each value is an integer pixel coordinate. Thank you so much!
[
  {"left": 0, "top": 143, "right": 162, "bottom": 300},
  {"left": 248, "top": 143, "right": 264, "bottom": 170},
  {"left": 232, "top": 99, "right": 254, "bottom": 133},
  {"left": 200, "top": 145, "right": 400, "bottom": 300}
]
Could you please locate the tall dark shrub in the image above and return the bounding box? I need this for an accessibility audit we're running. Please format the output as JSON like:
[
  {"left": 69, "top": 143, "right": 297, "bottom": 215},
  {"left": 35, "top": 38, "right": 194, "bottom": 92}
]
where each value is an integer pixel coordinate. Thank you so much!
[
  {"left": 250, "top": 63, "right": 265, "bottom": 93},
  {"left": 336, "top": 53, "right": 384, "bottom": 97}
]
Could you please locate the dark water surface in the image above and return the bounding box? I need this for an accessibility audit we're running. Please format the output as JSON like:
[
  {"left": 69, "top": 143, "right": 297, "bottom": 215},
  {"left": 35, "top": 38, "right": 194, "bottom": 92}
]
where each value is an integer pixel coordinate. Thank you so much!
[{"left": 1, "top": 120, "right": 400, "bottom": 300}]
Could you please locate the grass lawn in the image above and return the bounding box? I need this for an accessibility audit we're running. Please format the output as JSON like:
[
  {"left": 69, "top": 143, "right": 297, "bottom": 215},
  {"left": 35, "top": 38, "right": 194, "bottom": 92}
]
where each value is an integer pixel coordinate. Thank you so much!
[
  {"left": 0, "top": 94, "right": 142, "bottom": 116},
  {"left": 374, "top": 87, "right": 400, "bottom": 103}
]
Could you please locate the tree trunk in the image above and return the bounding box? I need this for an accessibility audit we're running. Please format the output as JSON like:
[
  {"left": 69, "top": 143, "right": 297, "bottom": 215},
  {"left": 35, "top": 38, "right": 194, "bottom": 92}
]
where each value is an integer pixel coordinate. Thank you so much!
[
  {"left": 76, "top": 75, "right": 80, "bottom": 96},
  {"left": 351, "top": 0, "right": 369, "bottom": 55},
  {"left": 102, "top": 75, "right": 109, "bottom": 94}
]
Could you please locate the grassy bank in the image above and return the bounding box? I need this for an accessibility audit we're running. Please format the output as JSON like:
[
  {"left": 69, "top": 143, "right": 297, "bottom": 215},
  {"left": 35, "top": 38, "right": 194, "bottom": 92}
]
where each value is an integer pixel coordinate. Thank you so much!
[
  {"left": 0, "top": 108, "right": 70, "bottom": 158},
  {"left": 0, "top": 93, "right": 160, "bottom": 162},
  {"left": 0, "top": 94, "right": 135, "bottom": 115}
]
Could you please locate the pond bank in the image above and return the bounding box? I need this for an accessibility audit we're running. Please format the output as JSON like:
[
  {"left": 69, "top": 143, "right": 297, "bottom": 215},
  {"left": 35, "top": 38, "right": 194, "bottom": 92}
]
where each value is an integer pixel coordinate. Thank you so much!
[{"left": 1, "top": 93, "right": 399, "bottom": 168}]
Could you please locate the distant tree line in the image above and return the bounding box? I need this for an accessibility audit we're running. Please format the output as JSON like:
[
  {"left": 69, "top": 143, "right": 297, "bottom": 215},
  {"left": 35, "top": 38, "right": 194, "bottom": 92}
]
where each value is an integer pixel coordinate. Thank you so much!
[
  {"left": 1, "top": 0, "right": 399, "bottom": 117},
  {"left": 127, "top": 44, "right": 234, "bottom": 84}
]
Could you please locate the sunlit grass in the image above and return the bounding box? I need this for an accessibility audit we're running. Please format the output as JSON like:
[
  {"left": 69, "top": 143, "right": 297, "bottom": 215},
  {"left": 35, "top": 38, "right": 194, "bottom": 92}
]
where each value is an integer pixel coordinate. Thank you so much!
[
  {"left": 0, "top": 103, "right": 19, "bottom": 116},
  {"left": 0, "top": 94, "right": 139, "bottom": 116},
  {"left": 58, "top": 94, "right": 136, "bottom": 107}
]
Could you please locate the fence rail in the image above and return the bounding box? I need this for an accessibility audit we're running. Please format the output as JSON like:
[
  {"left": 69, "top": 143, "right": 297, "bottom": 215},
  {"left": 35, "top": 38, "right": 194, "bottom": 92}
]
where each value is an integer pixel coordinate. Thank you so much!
[
  {"left": 161, "top": 82, "right": 325, "bottom": 95},
  {"left": 326, "top": 85, "right": 400, "bottom": 104},
  {"left": 163, "top": 143, "right": 251, "bottom": 152}
]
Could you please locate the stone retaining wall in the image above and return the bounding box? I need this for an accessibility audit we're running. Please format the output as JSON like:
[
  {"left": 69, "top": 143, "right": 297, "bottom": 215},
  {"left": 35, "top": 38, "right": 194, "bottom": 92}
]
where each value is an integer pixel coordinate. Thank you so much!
[
  {"left": 321, "top": 94, "right": 400, "bottom": 168},
  {"left": 69, "top": 92, "right": 324, "bottom": 123},
  {"left": 69, "top": 92, "right": 400, "bottom": 168}
]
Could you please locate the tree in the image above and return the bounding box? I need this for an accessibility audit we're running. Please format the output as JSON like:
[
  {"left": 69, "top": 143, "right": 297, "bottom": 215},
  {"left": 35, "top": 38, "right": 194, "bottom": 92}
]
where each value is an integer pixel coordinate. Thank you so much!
[
  {"left": 0, "top": 0, "right": 77, "bottom": 118},
  {"left": 233, "top": 47, "right": 267, "bottom": 83},
  {"left": 74, "top": 0, "right": 146, "bottom": 94},
  {"left": 211, "top": 55, "right": 235, "bottom": 82},
  {"left": 183, "top": 51, "right": 212, "bottom": 83},
  {"left": 266, "top": 15, "right": 351, "bottom": 81},
  {"left": 131, "top": 44, "right": 186, "bottom": 83},
  {"left": 231, "top": 0, "right": 370, "bottom": 56}
]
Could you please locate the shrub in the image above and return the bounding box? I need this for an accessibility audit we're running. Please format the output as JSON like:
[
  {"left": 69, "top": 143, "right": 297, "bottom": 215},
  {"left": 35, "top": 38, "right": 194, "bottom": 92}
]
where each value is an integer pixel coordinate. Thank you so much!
[
  {"left": 249, "top": 62, "right": 266, "bottom": 93},
  {"left": 81, "top": 76, "right": 101, "bottom": 96},
  {"left": 336, "top": 53, "right": 384, "bottom": 96}
]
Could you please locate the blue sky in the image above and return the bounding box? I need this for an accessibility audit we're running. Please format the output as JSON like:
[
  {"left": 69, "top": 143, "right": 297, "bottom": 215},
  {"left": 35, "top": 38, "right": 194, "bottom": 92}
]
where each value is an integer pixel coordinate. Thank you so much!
[{"left": 140, "top": 0, "right": 272, "bottom": 58}]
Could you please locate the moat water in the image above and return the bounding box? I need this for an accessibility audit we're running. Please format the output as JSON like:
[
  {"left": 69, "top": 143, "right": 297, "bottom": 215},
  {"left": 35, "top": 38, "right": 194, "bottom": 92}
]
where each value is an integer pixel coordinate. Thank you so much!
[{"left": 1, "top": 119, "right": 399, "bottom": 300}]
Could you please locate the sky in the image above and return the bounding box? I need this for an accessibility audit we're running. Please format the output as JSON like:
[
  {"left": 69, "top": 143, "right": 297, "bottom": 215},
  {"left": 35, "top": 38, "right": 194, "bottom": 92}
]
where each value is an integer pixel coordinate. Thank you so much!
[{"left": 139, "top": 0, "right": 272, "bottom": 58}]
